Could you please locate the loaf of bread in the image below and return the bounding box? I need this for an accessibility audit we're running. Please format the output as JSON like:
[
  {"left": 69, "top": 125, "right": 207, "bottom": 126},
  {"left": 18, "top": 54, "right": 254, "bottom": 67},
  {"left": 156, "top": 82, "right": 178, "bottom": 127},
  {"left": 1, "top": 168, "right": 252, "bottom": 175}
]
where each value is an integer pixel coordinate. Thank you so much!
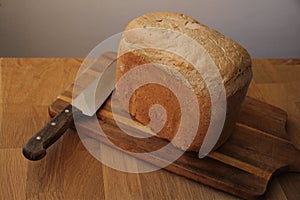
[{"left": 115, "top": 12, "right": 252, "bottom": 152}]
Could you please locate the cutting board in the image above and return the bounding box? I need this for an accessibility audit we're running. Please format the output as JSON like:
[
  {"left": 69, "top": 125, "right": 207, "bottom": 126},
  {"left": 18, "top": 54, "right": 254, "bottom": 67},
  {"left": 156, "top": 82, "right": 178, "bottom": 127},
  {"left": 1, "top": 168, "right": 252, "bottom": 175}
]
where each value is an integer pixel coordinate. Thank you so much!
[{"left": 48, "top": 52, "right": 300, "bottom": 199}]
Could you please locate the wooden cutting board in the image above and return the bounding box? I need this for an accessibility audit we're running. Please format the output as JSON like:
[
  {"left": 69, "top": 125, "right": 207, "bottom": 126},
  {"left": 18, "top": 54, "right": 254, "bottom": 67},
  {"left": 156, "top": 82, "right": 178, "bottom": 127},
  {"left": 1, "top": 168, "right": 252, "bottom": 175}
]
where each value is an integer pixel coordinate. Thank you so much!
[{"left": 48, "top": 52, "right": 300, "bottom": 199}]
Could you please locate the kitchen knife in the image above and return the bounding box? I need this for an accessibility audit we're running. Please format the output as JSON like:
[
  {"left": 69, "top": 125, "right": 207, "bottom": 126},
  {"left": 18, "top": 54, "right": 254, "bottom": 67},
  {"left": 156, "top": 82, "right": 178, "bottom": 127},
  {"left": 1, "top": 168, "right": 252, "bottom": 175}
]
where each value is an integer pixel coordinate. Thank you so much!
[{"left": 22, "top": 59, "right": 117, "bottom": 161}]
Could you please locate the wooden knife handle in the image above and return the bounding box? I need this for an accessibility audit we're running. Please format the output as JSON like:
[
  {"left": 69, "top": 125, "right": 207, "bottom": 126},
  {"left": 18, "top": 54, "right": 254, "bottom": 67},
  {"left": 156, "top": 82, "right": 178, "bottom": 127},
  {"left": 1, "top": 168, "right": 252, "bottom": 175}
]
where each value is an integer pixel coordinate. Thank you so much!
[{"left": 23, "top": 104, "right": 74, "bottom": 161}]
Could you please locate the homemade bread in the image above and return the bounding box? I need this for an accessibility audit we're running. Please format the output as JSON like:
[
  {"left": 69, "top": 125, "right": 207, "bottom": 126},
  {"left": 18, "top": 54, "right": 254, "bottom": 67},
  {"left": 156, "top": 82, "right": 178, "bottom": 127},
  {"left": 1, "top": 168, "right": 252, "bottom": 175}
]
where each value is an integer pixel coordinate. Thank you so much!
[{"left": 115, "top": 12, "right": 252, "bottom": 152}]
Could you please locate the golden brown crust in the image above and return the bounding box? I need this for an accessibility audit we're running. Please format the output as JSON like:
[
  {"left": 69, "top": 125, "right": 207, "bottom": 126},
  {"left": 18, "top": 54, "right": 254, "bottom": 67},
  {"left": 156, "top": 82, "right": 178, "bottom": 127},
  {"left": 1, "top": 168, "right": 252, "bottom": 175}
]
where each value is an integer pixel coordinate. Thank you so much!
[{"left": 122, "top": 12, "right": 252, "bottom": 96}]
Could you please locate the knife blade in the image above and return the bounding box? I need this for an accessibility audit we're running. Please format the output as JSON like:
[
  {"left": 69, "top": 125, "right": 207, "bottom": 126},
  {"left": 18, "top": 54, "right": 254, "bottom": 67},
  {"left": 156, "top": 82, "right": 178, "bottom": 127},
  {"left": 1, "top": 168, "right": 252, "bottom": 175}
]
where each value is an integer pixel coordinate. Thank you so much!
[{"left": 22, "top": 59, "right": 117, "bottom": 161}]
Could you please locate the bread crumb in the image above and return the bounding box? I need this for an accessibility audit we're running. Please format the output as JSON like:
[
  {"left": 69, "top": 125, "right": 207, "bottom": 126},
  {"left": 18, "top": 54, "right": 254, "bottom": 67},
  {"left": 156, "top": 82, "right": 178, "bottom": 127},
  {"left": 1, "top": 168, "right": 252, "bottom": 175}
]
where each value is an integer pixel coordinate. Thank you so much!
[{"left": 119, "top": 65, "right": 125, "bottom": 72}]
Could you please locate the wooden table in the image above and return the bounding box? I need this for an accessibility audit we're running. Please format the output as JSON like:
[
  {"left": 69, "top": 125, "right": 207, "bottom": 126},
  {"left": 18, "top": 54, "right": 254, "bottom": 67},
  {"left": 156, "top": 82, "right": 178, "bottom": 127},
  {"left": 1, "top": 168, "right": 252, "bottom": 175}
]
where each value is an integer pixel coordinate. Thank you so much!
[{"left": 1, "top": 58, "right": 300, "bottom": 199}]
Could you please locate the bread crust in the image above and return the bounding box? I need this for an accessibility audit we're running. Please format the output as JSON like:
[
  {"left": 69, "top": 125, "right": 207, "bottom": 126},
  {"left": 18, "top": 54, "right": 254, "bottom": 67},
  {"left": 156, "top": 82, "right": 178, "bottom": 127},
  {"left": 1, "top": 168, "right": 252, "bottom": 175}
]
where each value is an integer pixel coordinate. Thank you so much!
[{"left": 116, "top": 12, "right": 252, "bottom": 152}]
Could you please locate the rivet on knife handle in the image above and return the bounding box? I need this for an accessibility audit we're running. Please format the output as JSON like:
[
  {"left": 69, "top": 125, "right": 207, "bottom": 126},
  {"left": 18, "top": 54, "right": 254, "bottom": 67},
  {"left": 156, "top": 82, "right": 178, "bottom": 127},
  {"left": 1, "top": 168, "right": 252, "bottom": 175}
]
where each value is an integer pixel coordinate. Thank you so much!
[{"left": 22, "top": 104, "right": 75, "bottom": 161}]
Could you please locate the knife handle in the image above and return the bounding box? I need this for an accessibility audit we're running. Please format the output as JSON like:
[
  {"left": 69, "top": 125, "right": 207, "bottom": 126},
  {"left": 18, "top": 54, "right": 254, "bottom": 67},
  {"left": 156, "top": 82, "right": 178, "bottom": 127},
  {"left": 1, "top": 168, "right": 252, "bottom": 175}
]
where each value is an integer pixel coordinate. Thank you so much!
[{"left": 23, "top": 104, "right": 74, "bottom": 161}]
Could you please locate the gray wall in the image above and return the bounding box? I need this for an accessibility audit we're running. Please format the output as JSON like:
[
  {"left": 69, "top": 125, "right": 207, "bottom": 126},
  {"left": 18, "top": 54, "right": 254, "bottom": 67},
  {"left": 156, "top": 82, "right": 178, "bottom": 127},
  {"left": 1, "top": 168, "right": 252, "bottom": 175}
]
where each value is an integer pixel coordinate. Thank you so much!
[{"left": 0, "top": 0, "right": 299, "bottom": 58}]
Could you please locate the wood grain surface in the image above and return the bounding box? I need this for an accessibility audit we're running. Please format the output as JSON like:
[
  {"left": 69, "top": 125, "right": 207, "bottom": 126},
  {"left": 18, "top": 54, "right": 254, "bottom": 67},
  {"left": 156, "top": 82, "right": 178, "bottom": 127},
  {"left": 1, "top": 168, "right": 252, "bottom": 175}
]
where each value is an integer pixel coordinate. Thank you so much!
[
  {"left": 48, "top": 53, "right": 300, "bottom": 199},
  {"left": 1, "top": 57, "right": 300, "bottom": 199}
]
